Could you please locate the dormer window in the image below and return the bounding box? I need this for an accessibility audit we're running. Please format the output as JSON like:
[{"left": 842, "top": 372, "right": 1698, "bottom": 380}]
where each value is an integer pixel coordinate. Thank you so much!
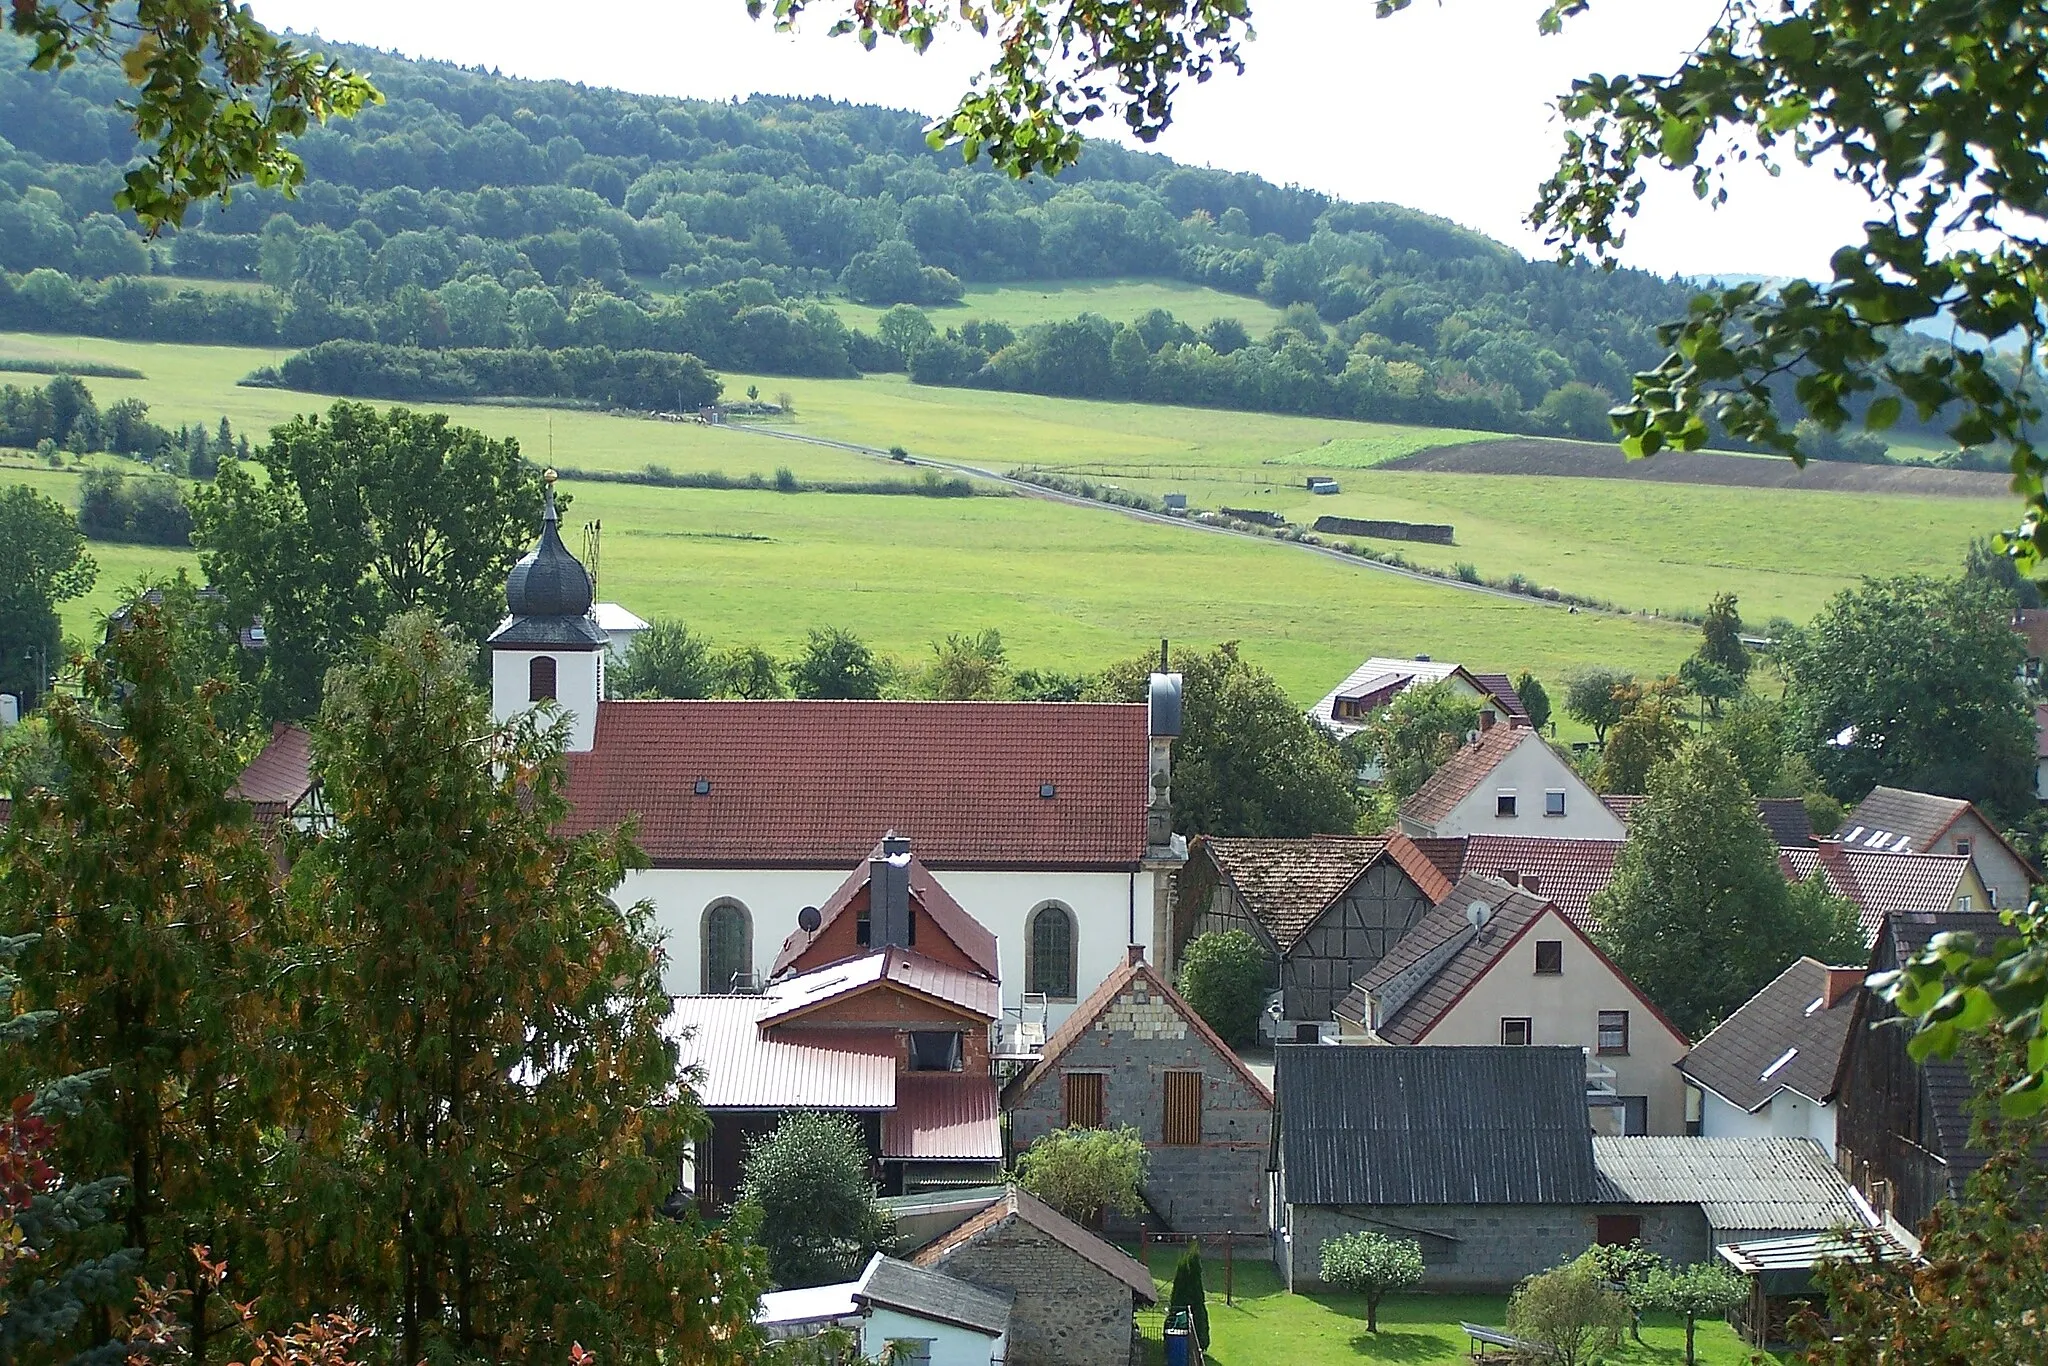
[{"left": 1496, "top": 789, "right": 1518, "bottom": 817}]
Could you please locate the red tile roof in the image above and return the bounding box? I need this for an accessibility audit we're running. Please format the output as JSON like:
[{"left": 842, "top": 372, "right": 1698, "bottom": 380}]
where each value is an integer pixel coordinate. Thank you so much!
[
  {"left": 561, "top": 700, "right": 1149, "bottom": 868},
  {"left": 1780, "top": 845, "right": 1972, "bottom": 945},
  {"left": 1006, "top": 949, "right": 1272, "bottom": 1109},
  {"left": 911, "top": 1187, "right": 1157, "bottom": 1302},
  {"left": 1406, "top": 836, "right": 1469, "bottom": 884},
  {"left": 772, "top": 841, "right": 1000, "bottom": 979},
  {"left": 1399, "top": 724, "right": 1533, "bottom": 826},
  {"left": 231, "top": 724, "right": 315, "bottom": 820},
  {"left": 1454, "top": 835, "right": 1624, "bottom": 930},
  {"left": 1467, "top": 672, "right": 1532, "bottom": 724},
  {"left": 758, "top": 947, "right": 1000, "bottom": 1026},
  {"left": 884, "top": 1076, "right": 1002, "bottom": 1160}
]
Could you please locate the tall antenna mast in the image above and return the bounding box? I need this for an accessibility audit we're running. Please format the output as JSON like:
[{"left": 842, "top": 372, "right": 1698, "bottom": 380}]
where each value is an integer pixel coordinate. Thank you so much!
[{"left": 583, "top": 519, "right": 601, "bottom": 590}]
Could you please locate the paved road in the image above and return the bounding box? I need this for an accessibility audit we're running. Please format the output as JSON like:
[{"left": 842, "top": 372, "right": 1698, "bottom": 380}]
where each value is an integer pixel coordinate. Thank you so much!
[{"left": 727, "top": 421, "right": 1636, "bottom": 616}]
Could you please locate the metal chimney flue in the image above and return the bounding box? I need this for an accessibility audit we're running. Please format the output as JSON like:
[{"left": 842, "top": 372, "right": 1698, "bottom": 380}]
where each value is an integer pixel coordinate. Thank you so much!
[{"left": 871, "top": 831, "right": 913, "bottom": 949}]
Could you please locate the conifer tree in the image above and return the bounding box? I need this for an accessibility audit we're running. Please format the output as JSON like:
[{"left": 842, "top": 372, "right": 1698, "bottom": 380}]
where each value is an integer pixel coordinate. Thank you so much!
[
  {"left": 0, "top": 599, "right": 285, "bottom": 1364},
  {"left": 283, "top": 612, "right": 763, "bottom": 1365}
]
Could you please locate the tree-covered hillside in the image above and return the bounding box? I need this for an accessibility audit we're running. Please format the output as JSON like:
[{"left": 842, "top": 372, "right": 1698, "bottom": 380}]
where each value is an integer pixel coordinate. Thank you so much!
[{"left": 0, "top": 35, "right": 1697, "bottom": 434}]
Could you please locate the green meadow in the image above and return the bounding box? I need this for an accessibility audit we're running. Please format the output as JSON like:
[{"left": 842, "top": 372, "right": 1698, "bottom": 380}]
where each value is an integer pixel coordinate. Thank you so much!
[{"left": 822, "top": 276, "right": 1292, "bottom": 334}]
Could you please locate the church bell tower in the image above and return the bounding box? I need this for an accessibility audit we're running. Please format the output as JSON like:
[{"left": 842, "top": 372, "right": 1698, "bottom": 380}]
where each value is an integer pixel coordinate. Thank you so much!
[{"left": 488, "top": 470, "right": 608, "bottom": 751}]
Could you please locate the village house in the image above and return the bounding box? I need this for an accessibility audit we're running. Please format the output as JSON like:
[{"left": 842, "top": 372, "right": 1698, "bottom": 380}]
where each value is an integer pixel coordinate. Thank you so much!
[
  {"left": 908, "top": 1186, "right": 1156, "bottom": 1366},
  {"left": 1309, "top": 656, "right": 1529, "bottom": 743},
  {"left": 479, "top": 481, "right": 1187, "bottom": 1020},
  {"left": 1679, "top": 957, "right": 1862, "bottom": 1156},
  {"left": 1778, "top": 843, "right": 1988, "bottom": 945},
  {"left": 756, "top": 1253, "right": 1012, "bottom": 1366},
  {"left": 228, "top": 722, "right": 328, "bottom": 833},
  {"left": 1176, "top": 832, "right": 1450, "bottom": 1036},
  {"left": 1334, "top": 874, "right": 1690, "bottom": 1135},
  {"left": 1834, "top": 908, "right": 2021, "bottom": 1229},
  {"left": 1836, "top": 786, "right": 2038, "bottom": 909},
  {"left": 1397, "top": 725, "right": 1625, "bottom": 840},
  {"left": 1003, "top": 947, "right": 1273, "bottom": 1231},
  {"left": 1269, "top": 1046, "right": 1873, "bottom": 1293}
]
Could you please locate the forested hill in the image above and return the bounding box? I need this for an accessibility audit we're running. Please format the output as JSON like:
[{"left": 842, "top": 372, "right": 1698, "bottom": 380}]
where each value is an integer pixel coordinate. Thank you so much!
[{"left": 0, "top": 35, "right": 1696, "bottom": 434}]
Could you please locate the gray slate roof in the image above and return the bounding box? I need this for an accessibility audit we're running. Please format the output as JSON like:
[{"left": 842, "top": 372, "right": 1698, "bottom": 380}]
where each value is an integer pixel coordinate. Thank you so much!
[
  {"left": 855, "top": 1254, "right": 1012, "bottom": 1337},
  {"left": 1679, "top": 957, "right": 1859, "bottom": 1111},
  {"left": 1592, "top": 1137, "right": 1871, "bottom": 1234},
  {"left": 1275, "top": 1045, "right": 1598, "bottom": 1207}
]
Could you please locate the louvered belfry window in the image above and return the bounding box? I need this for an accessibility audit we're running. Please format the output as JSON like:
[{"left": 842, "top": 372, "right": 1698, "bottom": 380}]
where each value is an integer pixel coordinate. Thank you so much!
[
  {"left": 1162, "top": 1070, "right": 1203, "bottom": 1145},
  {"left": 1063, "top": 1072, "right": 1105, "bottom": 1129}
]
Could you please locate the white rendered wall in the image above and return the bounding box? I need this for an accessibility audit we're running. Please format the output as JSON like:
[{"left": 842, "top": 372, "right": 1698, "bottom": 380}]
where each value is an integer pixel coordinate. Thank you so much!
[
  {"left": 1698, "top": 1087, "right": 1839, "bottom": 1158},
  {"left": 1419, "top": 737, "right": 1625, "bottom": 839},
  {"left": 627, "top": 865, "right": 1160, "bottom": 1025},
  {"left": 861, "top": 1306, "right": 1003, "bottom": 1366},
  {"left": 491, "top": 647, "right": 600, "bottom": 751}
]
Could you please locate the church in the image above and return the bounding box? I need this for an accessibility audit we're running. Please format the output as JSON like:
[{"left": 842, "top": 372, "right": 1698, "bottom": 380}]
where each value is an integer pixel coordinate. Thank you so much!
[{"left": 485, "top": 476, "right": 1187, "bottom": 1027}]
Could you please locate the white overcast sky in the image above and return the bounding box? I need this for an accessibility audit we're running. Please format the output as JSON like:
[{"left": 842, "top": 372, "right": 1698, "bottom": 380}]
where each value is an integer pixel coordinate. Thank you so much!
[{"left": 253, "top": 0, "right": 1875, "bottom": 280}]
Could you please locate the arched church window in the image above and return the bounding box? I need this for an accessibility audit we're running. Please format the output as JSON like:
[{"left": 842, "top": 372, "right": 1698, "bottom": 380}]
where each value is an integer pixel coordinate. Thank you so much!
[
  {"left": 529, "top": 655, "right": 558, "bottom": 702},
  {"left": 702, "top": 900, "right": 753, "bottom": 994},
  {"left": 1026, "top": 902, "right": 1077, "bottom": 1000}
]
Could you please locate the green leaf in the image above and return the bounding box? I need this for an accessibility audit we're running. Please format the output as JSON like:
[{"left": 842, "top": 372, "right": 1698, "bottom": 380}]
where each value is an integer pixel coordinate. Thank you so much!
[{"left": 1864, "top": 395, "right": 1902, "bottom": 430}]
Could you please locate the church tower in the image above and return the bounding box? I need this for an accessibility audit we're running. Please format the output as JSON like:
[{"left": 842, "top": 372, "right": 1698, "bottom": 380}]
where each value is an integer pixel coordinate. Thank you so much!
[{"left": 488, "top": 471, "right": 608, "bottom": 751}]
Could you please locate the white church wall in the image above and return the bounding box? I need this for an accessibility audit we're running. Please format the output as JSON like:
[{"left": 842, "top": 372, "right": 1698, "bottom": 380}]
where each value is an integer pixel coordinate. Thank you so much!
[
  {"left": 492, "top": 647, "right": 601, "bottom": 751},
  {"left": 629, "top": 865, "right": 1162, "bottom": 1027}
]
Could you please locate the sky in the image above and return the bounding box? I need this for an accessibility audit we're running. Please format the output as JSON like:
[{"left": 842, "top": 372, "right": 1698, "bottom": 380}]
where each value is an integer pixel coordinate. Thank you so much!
[{"left": 254, "top": 0, "right": 1877, "bottom": 280}]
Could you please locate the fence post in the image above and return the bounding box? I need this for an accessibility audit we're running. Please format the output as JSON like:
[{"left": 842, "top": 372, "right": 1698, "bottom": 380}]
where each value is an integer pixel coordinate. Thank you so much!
[{"left": 1225, "top": 1234, "right": 1234, "bottom": 1306}]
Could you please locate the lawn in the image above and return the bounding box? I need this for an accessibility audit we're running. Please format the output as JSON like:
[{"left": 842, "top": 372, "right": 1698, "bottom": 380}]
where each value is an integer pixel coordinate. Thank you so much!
[
  {"left": 823, "top": 277, "right": 1291, "bottom": 334},
  {"left": 1135, "top": 1253, "right": 1774, "bottom": 1366}
]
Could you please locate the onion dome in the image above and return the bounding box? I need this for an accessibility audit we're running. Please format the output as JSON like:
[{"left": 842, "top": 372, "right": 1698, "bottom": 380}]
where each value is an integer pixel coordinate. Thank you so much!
[{"left": 505, "top": 471, "right": 593, "bottom": 618}]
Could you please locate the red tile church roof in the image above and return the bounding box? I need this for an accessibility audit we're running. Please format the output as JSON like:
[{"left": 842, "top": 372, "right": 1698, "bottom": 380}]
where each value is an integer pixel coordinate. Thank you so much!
[{"left": 561, "top": 699, "right": 1150, "bottom": 868}]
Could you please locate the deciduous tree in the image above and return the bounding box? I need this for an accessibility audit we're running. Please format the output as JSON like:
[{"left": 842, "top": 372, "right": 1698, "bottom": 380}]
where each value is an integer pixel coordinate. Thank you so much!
[
  {"left": 1507, "top": 1256, "right": 1627, "bottom": 1366},
  {"left": 610, "top": 619, "right": 716, "bottom": 700},
  {"left": 735, "top": 1112, "right": 891, "bottom": 1290},
  {"left": 715, "top": 644, "right": 787, "bottom": 699},
  {"left": 1175, "top": 929, "right": 1270, "bottom": 1047},
  {"left": 1782, "top": 575, "right": 2031, "bottom": 818},
  {"left": 786, "top": 627, "right": 885, "bottom": 700},
  {"left": 1015, "top": 1126, "right": 1146, "bottom": 1228},
  {"left": 1697, "top": 593, "right": 1751, "bottom": 683},
  {"left": 190, "top": 403, "right": 548, "bottom": 720},
  {"left": 1592, "top": 739, "right": 1861, "bottom": 1036},
  {"left": 1598, "top": 678, "right": 1687, "bottom": 793},
  {"left": 281, "top": 612, "right": 763, "bottom": 1365},
  {"left": 923, "top": 629, "right": 1008, "bottom": 701},
  {"left": 1563, "top": 668, "right": 1631, "bottom": 747},
  {"left": 1358, "top": 680, "right": 1480, "bottom": 801},
  {"left": 1317, "top": 1231, "right": 1422, "bottom": 1333},
  {"left": 1638, "top": 1262, "right": 1745, "bottom": 1366},
  {"left": 0, "top": 484, "right": 95, "bottom": 711}
]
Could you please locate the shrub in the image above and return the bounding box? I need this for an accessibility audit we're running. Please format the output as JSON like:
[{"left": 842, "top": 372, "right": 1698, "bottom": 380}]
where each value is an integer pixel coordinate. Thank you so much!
[
  {"left": 736, "top": 1112, "right": 892, "bottom": 1289},
  {"left": 1507, "top": 1257, "right": 1628, "bottom": 1366},
  {"left": 1014, "top": 1126, "right": 1147, "bottom": 1227},
  {"left": 1319, "top": 1231, "right": 1424, "bottom": 1332},
  {"left": 1168, "top": 1246, "right": 1210, "bottom": 1349},
  {"left": 1637, "top": 1261, "right": 1745, "bottom": 1365},
  {"left": 1175, "top": 929, "right": 1270, "bottom": 1046}
]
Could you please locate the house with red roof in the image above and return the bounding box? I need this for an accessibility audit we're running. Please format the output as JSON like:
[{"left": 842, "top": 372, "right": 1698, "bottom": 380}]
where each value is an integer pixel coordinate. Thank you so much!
[
  {"left": 1336, "top": 873, "right": 1691, "bottom": 1135},
  {"left": 480, "top": 480, "right": 1186, "bottom": 1024},
  {"left": 668, "top": 843, "right": 1007, "bottom": 1204},
  {"left": 1397, "top": 725, "right": 1624, "bottom": 840},
  {"left": 1835, "top": 785, "right": 2037, "bottom": 911}
]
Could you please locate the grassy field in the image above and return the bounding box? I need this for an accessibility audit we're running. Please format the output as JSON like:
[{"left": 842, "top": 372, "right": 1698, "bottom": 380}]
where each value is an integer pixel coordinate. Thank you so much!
[
  {"left": 1134, "top": 1253, "right": 1772, "bottom": 1366},
  {"left": 0, "top": 457, "right": 203, "bottom": 634},
  {"left": 824, "top": 277, "right": 1291, "bottom": 334}
]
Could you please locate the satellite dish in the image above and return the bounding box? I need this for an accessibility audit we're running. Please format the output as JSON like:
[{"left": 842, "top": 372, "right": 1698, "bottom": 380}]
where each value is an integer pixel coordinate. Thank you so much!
[
  {"left": 1466, "top": 900, "right": 1494, "bottom": 932},
  {"left": 797, "top": 905, "right": 821, "bottom": 934}
]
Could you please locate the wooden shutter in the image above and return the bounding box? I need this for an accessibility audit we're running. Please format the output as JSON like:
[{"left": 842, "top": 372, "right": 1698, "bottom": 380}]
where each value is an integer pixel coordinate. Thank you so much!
[
  {"left": 1063, "top": 1072, "right": 1104, "bottom": 1129},
  {"left": 1162, "top": 1070, "right": 1203, "bottom": 1145}
]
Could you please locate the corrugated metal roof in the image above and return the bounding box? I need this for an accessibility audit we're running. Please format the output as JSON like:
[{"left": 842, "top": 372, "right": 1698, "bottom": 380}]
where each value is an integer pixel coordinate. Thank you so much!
[
  {"left": 561, "top": 700, "right": 1149, "bottom": 868},
  {"left": 665, "top": 995, "right": 896, "bottom": 1109},
  {"left": 1717, "top": 1229, "right": 1910, "bottom": 1276},
  {"left": 1592, "top": 1137, "right": 1872, "bottom": 1233},
  {"left": 857, "top": 1255, "right": 1012, "bottom": 1337},
  {"left": 1275, "top": 1045, "right": 1598, "bottom": 1206},
  {"left": 883, "top": 1076, "right": 1002, "bottom": 1160},
  {"left": 758, "top": 948, "right": 999, "bottom": 1026}
]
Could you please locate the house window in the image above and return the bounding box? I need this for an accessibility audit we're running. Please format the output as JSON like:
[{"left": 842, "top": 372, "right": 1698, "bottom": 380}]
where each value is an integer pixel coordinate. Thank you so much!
[
  {"left": 1534, "top": 940, "right": 1563, "bottom": 975},
  {"left": 1545, "top": 789, "right": 1567, "bottom": 817},
  {"left": 1620, "top": 1096, "right": 1649, "bottom": 1135},
  {"left": 1956, "top": 895, "right": 1974, "bottom": 913},
  {"left": 886, "top": 1342, "right": 932, "bottom": 1366},
  {"left": 1163, "top": 1070, "right": 1203, "bottom": 1145},
  {"left": 1596, "top": 1214, "right": 1643, "bottom": 1246},
  {"left": 529, "top": 655, "right": 558, "bottom": 702},
  {"left": 701, "top": 900, "right": 752, "bottom": 994},
  {"left": 1026, "top": 902, "right": 1077, "bottom": 1000},
  {"left": 907, "top": 1031, "right": 963, "bottom": 1072},
  {"left": 1063, "top": 1071, "right": 1106, "bottom": 1129},
  {"left": 1496, "top": 789, "right": 1518, "bottom": 817},
  {"left": 1955, "top": 837, "right": 1972, "bottom": 857},
  {"left": 1598, "top": 1010, "right": 1630, "bottom": 1055},
  {"left": 1501, "top": 1018, "right": 1533, "bottom": 1046}
]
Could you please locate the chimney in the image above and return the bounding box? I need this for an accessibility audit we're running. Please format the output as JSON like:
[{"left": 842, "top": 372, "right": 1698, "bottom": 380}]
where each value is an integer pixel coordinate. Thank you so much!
[
  {"left": 1147, "top": 671, "right": 1183, "bottom": 852},
  {"left": 869, "top": 831, "right": 913, "bottom": 950},
  {"left": 1823, "top": 967, "right": 1865, "bottom": 1008},
  {"left": 1479, "top": 710, "right": 1495, "bottom": 732},
  {"left": 1126, "top": 944, "right": 1147, "bottom": 967}
]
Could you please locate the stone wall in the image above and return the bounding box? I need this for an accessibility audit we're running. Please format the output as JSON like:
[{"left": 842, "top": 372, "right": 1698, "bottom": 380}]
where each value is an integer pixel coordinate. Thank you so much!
[
  {"left": 1281, "top": 1202, "right": 1710, "bottom": 1293},
  {"left": 923, "top": 1215, "right": 1137, "bottom": 1366},
  {"left": 1008, "top": 971, "right": 1272, "bottom": 1232}
]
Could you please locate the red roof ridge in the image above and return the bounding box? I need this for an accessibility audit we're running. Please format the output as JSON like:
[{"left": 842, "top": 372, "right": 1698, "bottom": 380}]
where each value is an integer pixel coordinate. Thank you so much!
[
  {"left": 1399, "top": 723, "right": 1532, "bottom": 826},
  {"left": 1382, "top": 830, "right": 1454, "bottom": 905},
  {"left": 909, "top": 1186, "right": 1157, "bottom": 1302},
  {"left": 1004, "top": 950, "right": 1272, "bottom": 1110}
]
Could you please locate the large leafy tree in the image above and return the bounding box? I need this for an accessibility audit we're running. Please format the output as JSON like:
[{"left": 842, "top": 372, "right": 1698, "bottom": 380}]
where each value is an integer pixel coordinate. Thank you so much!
[
  {"left": 610, "top": 619, "right": 716, "bottom": 700},
  {"left": 0, "top": 485, "right": 95, "bottom": 711},
  {"left": 1781, "top": 575, "right": 2031, "bottom": 817},
  {"left": 1355, "top": 680, "right": 1480, "bottom": 802},
  {"left": 1592, "top": 738, "right": 1861, "bottom": 1036},
  {"left": 190, "top": 403, "right": 548, "bottom": 720},
  {"left": 0, "top": 599, "right": 284, "bottom": 1365},
  {"left": 1093, "top": 642, "right": 1358, "bottom": 837},
  {"left": 277, "top": 613, "right": 762, "bottom": 1366}
]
